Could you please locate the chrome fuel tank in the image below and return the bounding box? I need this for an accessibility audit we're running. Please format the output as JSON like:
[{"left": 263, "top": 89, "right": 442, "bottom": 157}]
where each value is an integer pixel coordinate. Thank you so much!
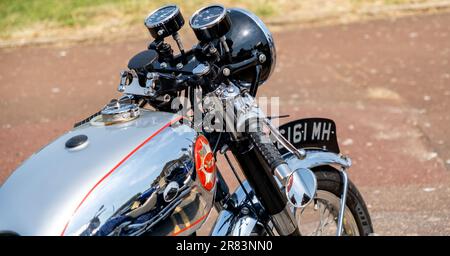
[{"left": 0, "top": 110, "right": 215, "bottom": 236}]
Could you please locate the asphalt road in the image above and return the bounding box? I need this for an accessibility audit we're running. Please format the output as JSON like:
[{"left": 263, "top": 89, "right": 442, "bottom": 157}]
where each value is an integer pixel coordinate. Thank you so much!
[{"left": 1, "top": 12, "right": 449, "bottom": 235}]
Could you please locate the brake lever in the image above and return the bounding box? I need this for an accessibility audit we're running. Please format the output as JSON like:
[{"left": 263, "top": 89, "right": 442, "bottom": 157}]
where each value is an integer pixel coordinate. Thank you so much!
[{"left": 267, "top": 115, "right": 290, "bottom": 120}]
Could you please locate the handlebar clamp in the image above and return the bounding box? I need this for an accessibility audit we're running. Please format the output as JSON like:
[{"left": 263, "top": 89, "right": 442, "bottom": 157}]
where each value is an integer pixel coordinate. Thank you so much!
[{"left": 118, "top": 70, "right": 156, "bottom": 97}]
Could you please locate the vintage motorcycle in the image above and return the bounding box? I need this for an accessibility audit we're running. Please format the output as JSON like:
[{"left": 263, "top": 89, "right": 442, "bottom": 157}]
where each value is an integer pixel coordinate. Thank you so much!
[{"left": 0, "top": 4, "right": 373, "bottom": 236}]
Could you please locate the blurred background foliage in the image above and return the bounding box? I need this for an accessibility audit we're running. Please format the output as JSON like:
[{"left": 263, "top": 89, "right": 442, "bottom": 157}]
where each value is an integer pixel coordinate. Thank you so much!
[{"left": 0, "top": 0, "right": 438, "bottom": 42}]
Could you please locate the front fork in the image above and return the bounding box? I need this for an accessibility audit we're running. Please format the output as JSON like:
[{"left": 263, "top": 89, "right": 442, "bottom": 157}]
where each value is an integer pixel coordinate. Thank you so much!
[
  {"left": 231, "top": 139, "right": 300, "bottom": 236},
  {"left": 208, "top": 83, "right": 350, "bottom": 236}
]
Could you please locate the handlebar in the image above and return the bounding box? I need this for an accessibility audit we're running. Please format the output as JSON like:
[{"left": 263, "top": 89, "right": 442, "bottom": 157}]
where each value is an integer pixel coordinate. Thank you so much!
[
  {"left": 123, "top": 48, "right": 263, "bottom": 101},
  {"left": 155, "top": 51, "right": 261, "bottom": 92}
]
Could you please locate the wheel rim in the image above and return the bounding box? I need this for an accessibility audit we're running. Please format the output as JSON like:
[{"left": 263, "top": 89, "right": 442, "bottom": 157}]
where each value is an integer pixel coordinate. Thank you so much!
[{"left": 295, "top": 190, "right": 360, "bottom": 236}]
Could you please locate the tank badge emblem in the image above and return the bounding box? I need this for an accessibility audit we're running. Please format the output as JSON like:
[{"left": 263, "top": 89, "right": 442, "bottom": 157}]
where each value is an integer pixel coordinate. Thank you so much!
[{"left": 194, "top": 135, "right": 216, "bottom": 191}]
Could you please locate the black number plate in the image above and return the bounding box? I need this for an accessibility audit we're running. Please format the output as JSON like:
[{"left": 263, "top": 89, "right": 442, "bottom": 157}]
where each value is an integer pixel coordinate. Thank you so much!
[{"left": 274, "top": 118, "right": 340, "bottom": 155}]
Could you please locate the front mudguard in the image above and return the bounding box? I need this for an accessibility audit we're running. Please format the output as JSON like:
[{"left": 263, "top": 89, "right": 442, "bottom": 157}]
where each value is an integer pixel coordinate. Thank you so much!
[{"left": 211, "top": 149, "right": 351, "bottom": 236}]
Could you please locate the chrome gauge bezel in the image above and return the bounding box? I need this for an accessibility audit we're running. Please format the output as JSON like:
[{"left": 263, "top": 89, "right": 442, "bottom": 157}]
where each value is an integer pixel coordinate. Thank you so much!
[
  {"left": 189, "top": 4, "right": 227, "bottom": 30},
  {"left": 145, "top": 4, "right": 180, "bottom": 29}
]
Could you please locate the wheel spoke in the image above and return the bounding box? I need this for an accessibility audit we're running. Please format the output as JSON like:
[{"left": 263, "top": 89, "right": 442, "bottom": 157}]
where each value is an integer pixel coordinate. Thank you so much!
[
  {"left": 320, "top": 207, "right": 333, "bottom": 231},
  {"left": 296, "top": 191, "right": 360, "bottom": 236}
]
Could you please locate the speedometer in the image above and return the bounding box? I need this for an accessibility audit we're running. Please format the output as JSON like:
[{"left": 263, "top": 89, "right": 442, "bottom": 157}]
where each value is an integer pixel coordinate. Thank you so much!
[
  {"left": 146, "top": 5, "right": 178, "bottom": 26},
  {"left": 189, "top": 5, "right": 231, "bottom": 41},
  {"left": 145, "top": 5, "right": 185, "bottom": 39}
]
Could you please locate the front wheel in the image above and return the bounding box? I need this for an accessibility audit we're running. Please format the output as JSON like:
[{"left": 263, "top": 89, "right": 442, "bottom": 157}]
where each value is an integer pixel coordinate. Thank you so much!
[{"left": 295, "top": 166, "right": 374, "bottom": 236}]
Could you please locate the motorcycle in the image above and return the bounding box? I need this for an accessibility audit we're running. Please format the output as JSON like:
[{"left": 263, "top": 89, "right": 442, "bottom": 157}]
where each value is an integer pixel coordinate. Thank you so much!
[{"left": 0, "top": 4, "right": 373, "bottom": 236}]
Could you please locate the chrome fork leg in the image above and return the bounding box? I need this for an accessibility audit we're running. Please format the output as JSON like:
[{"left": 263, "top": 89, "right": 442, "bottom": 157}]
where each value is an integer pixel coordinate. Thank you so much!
[{"left": 336, "top": 168, "right": 348, "bottom": 236}]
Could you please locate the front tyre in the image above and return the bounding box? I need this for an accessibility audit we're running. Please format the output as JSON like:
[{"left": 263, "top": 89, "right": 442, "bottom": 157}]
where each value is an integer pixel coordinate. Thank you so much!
[{"left": 295, "top": 166, "right": 374, "bottom": 236}]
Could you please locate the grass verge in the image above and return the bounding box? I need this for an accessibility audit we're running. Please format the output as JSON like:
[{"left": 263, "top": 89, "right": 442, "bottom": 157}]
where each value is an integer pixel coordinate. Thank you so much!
[{"left": 0, "top": 0, "right": 448, "bottom": 46}]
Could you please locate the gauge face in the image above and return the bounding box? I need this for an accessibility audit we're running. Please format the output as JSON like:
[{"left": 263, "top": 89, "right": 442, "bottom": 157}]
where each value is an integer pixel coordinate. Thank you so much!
[
  {"left": 145, "top": 5, "right": 178, "bottom": 27},
  {"left": 145, "top": 4, "right": 184, "bottom": 39},
  {"left": 190, "top": 5, "right": 226, "bottom": 28}
]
